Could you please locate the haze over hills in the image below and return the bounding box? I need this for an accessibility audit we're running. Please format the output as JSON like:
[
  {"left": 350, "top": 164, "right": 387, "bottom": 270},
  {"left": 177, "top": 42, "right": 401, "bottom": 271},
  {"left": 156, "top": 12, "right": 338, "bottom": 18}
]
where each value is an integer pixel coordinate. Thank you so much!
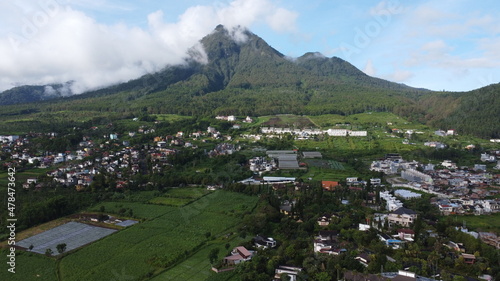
[{"left": 0, "top": 25, "right": 499, "bottom": 138}]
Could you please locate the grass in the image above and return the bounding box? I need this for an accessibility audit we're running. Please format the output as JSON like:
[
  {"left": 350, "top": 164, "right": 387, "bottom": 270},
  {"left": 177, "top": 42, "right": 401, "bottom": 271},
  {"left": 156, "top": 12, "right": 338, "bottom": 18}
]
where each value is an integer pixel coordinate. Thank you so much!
[
  {"left": 148, "top": 197, "right": 192, "bottom": 207},
  {"left": 151, "top": 236, "right": 246, "bottom": 281},
  {"left": 0, "top": 250, "right": 57, "bottom": 281},
  {"left": 152, "top": 114, "right": 193, "bottom": 122},
  {"left": 89, "top": 202, "right": 177, "bottom": 219},
  {"left": 256, "top": 114, "right": 316, "bottom": 128},
  {"left": 165, "top": 187, "right": 211, "bottom": 199},
  {"left": 147, "top": 187, "right": 213, "bottom": 206},
  {"left": 448, "top": 213, "right": 500, "bottom": 234}
]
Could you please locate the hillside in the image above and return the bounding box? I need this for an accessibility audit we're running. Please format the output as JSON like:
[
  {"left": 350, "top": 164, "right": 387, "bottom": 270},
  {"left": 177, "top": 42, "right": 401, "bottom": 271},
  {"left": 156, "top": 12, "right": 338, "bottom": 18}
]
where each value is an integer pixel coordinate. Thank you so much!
[
  {"left": 0, "top": 25, "right": 498, "bottom": 138},
  {"left": 406, "top": 83, "right": 500, "bottom": 138}
]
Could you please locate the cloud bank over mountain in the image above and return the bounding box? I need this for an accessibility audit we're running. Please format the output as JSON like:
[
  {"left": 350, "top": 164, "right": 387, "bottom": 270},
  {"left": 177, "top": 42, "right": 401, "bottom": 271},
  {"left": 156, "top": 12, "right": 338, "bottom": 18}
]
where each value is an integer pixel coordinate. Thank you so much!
[{"left": 0, "top": 0, "right": 298, "bottom": 94}]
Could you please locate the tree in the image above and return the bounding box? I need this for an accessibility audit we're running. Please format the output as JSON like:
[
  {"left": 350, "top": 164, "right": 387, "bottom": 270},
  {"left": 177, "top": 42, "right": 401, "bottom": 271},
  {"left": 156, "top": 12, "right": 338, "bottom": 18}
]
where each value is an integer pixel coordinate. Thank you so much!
[
  {"left": 56, "top": 243, "right": 67, "bottom": 254},
  {"left": 208, "top": 248, "right": 220, "bottom": 264},
  {"left": 28, "top": 244, "right": 34, "bottom": 251},
  {"left": 314, "top": 272, "right": 330, "bottom": 281},
  {"left": 45, "top": 248, "right": 53, "bottom": 256}
]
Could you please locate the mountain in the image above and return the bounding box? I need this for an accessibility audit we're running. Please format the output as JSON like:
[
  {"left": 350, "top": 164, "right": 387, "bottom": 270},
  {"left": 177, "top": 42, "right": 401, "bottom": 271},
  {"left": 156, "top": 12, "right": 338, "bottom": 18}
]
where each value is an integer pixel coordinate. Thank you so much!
[
  {"left": 0, "top": 83, "right": 73, "bottom": 105},
  {"left": 0, "top": 25, "right": 498, "bottom": 138}
]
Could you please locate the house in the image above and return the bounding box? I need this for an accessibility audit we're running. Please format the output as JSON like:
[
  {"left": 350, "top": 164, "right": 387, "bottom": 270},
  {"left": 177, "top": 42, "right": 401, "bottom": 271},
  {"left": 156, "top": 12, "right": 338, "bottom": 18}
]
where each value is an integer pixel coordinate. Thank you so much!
[
  {"left": 355, "top": 253, "right": 371, "bottom": 267},
  {"left": 344, "top": 271, "right": 388, "bottom": 281},
  {"left": 382, "top": 236, "right": 403, "bottom": 249},
  {"left": 461, "top": 253, "right": 476, "bottom": 264},
  {"left": 317, "top": 215, "right": 332, "bottom": 226},
  {"left": 387, "top": 207, "right": 418, "bottom": 227},
  {"left": 322, "top": 181, "right": 339, "bottom": 191},
  {"left": 446, "top": 241, "right": 465, "bottom": 252},
  {"left": 274, "top": 266, "right": 302, "bottom": 281},
  {"left": 279, "top": 201, "right": 293, "bottom": 216},
  {"left": 346, "top": 177, "right": 359, "bottom": 184},
  {"left": 224, "top": 246, "right": 254, "bottom": 265},
  {"left": 254, "top": 236, "right": 277, "bottom": 249},
  {"left": 359, "top": 223, "right": 371, "bottom": 231},
  {"left": 397, "top": 229, "right": 415, "bottom": 241},
  {"left": 314, "top": 231, "right": 342, "bottom": 254},
  {"left": 392, "top": 270, "right": 417, "bottom": 281},
  {"left": 438, "top": 204, "right": 454, "bottom": 215}
]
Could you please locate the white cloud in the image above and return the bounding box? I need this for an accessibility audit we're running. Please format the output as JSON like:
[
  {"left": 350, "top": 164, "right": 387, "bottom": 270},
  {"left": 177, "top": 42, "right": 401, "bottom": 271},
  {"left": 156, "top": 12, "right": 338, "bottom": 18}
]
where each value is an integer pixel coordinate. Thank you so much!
[
  {"left": 266, "top": 8, "right": 298, "bottom": 32},
  {"left": 406, "top": 39, "right": 500, "bottom": 70},
  {"left": 0, "top": 0, "right": 299, "bottom": 94},
  {"left": 383, "top": 69, "right": 414, "bottom": 82}
]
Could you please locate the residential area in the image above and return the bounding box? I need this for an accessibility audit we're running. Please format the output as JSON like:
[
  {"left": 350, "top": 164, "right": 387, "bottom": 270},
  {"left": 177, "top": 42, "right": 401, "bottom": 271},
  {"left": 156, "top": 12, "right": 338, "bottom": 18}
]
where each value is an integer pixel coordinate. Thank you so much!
[{"left": 1, "top": 113, "right": 499, "bottom": 281}]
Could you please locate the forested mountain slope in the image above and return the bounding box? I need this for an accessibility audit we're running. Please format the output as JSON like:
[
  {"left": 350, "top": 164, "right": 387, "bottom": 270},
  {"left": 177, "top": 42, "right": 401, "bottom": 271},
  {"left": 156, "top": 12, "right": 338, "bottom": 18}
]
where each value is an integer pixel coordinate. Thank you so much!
[{"left": 0, "top": 25, "right": 498, "bottom": 138}]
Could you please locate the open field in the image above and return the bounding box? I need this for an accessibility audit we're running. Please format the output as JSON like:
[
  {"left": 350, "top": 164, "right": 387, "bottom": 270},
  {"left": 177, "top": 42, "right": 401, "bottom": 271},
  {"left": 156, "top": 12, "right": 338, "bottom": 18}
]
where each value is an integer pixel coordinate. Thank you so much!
[
  {"left": 165, "top": 187, "right": 211, "bottom": 199},
  {"left": 88, "top": 201, "right": 177, "bottom": 219},
  {"left": 148, "top": 187, "right": 212, "bottom": 206},
  {"left": 259, "top": 114, "right": 316, "bottom": 128},
  {"left": 0, "top": 250, "right": 57, "bottom": 281},
  {"left": 152, "top": 114, "right": 193, "bottom": 122},
  {"left": 448, "top": 213, "right": 500, "bottom": 234},
  {"left": 151, "top": 236, "right": 246, "bottom": 281},
  {"left": 305, "top": 159, "right": 345, "bottom": 170},
  {"left": 149, "top": 196, "right": 192, "bottom": 206}
]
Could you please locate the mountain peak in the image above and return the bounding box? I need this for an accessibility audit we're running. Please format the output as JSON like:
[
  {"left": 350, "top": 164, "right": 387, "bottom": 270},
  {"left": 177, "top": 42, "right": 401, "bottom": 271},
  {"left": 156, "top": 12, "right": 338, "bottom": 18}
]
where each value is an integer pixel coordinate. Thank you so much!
[{"left": 299, "top": 52, "right": 327, "bottom": 60}]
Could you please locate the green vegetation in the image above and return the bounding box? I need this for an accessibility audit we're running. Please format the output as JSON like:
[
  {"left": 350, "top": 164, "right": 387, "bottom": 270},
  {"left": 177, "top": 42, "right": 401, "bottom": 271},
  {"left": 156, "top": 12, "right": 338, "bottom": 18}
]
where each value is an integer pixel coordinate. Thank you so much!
[
  {"left": 1, "top": 250, "right": 57, "bottom": 281},
  {"left": 448, "top": 213, "right": 500, "bottom": 233},
  {"left": 2, "top": 26, "right": 498, "bottom": 139},
  {"left": 0, "top": 24, "right": 498, "bottom": 280},
  {"left": 56, "top": 191, "right": 258, "bottom": 281},
  {"left": 89, "top": 202, "right": 176, "bottom": 219}
]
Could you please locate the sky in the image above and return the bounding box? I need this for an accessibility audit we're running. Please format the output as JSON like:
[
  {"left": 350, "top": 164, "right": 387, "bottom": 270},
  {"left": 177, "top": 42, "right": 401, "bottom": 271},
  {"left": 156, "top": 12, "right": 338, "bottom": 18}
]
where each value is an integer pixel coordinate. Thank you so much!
[{"left": 0, "top": 0, "right": 499, "bottom": 95}]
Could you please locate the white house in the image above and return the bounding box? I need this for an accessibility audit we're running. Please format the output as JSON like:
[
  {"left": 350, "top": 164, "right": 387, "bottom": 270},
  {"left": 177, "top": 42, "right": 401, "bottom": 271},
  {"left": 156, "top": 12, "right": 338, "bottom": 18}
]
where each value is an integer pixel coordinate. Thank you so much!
[{"left": 274, "top": 266, "right": 302, "bottom": 281}]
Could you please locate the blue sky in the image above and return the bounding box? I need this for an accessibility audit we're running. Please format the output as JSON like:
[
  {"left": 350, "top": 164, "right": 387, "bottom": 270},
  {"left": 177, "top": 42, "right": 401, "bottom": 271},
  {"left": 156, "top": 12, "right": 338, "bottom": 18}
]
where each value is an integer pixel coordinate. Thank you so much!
[{"left": 0, "top": 0, "right": 498, "bottom": 94}]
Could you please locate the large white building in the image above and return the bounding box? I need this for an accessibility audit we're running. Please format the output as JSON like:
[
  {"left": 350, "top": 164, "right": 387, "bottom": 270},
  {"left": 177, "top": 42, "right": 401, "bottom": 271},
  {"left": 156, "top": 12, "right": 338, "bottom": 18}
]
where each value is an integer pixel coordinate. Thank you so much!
[
  {"left": 401, "top": 169, "right": 433, "bottom": 184},
  {"left": 348, "top": 131, "right": 368, "bottom": 137},
  {"left": 326, "top": 129, "right": 348, "bottom": 136}
]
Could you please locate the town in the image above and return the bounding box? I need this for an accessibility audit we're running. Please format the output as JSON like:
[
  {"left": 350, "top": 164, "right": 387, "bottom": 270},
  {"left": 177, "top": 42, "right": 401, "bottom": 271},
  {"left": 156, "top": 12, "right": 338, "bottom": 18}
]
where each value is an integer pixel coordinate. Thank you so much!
[{"left": 0, "top": 113, "right": 499, "bottom": 281}]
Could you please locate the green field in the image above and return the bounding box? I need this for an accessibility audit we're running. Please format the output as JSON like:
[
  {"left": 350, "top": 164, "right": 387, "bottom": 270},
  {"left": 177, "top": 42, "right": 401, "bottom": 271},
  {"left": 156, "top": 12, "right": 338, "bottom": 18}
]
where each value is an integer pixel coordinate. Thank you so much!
[
  {"left": 89, "top": 201, "right": 177, "bottom": 219},
  {"left": 152, "top": 114, "right": 193, "bottom": 122},
  {"left": 304, "top": 159, "right": 345, "bottom": 170},
  {"left": 448, "top": 213, "right": 500, "bottom": 234},
  {"left": 58, "top": 191, "right": 258, "bottom": 281},
  {"left": 165, "top": 187, "right": 211, "bottom": 199},
  {"left": 148, "top": 187, "right": 212, "bottom": 206},
  {"left": 308, "top": 112, "right": 421, "bottom": 129},
  {"left": 255, "top": 114, "right": 316, "bottom": 128},
  {"left": 149, "top": 197, "right": 193, "bottom": 206},
  {"left": 1, "top": 191, "right": 258, "bottom": 281},
  {"left": 151, "top": 236, "right": 246, "bottom": 281},
  {"left": 0, "top": 250, "right": 57, "bottom": 281}
]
